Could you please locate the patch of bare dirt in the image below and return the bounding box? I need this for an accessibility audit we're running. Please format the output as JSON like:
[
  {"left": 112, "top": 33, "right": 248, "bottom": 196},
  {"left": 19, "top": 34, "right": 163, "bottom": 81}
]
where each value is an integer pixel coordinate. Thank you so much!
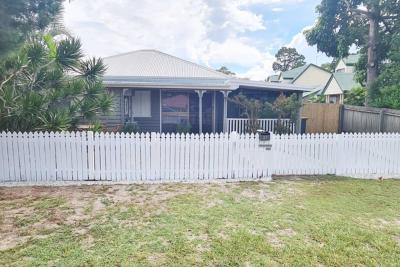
[
  {"left": 146, "top": 253, "right": 166, "bottom": 266},
  {"left": 0, "top": 233, "right": 31, "bottom": 251},
  {"left": 266, "top": 228, "right": 296, "bottom": 248}
]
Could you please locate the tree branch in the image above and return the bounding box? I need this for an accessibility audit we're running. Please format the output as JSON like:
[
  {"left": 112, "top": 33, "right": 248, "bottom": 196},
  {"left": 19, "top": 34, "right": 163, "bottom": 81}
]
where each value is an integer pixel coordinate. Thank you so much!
[{"left": 343, "top": 0, "right": 371, "bottom": 17}]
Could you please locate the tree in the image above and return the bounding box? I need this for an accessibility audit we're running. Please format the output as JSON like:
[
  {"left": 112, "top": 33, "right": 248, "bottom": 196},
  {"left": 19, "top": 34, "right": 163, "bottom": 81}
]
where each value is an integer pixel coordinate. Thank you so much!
[
  {"left": 0, "top": 0, "right": 64, "bottom": 58},
  {"left": 229, "top": 94, "right": 264, "bottom": 133},
  {"left": 305, "top": 0, "right": 400, "bottom": 105},
  {"left": 272, "top": 47, "right": 306, "bottom": 72},
  {"left": 0, "top": 34, "right": 113, "bottom": 131},
  {"left": 216, "top": 66, "right": 235, "bottom": 76},
  {"left": 267, "top": 94, "right": 302, "bottom": 134},
  {"left": 320, "top": 59, "right": 338, "bottom": 72},
  {"left": 369, "top": 34, "right": 400, "bottom": 109},
  {"left": 344, "top": 86, "right": 367, "bottom": 106}
]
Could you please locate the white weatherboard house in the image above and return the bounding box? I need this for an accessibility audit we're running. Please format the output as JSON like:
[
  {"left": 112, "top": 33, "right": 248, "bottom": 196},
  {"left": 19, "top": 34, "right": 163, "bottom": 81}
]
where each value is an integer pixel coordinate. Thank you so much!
[
  {"left": 99, "top": 50, "right": 310, "bottom": 134},
  {"left": 322, "top": 72, "right": 360, "bottom": 104}
]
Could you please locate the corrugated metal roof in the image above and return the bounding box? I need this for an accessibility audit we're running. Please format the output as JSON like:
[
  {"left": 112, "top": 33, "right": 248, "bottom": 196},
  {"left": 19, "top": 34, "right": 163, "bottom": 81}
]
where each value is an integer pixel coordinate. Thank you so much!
[
  {"left": 333, "top": 72, "right": 359, "bottom": 91},
  {"left": 102, "top": 49, "right": 310, "bottom": 92},
  {"left": 281, "top": 65, "right": 308, "bottom": 80},
  {"left": 103, "top": 49, "right": 229, "bottom": 79},
  {"left": 231, "top": 79, "right": 312, "bottom": 92}
]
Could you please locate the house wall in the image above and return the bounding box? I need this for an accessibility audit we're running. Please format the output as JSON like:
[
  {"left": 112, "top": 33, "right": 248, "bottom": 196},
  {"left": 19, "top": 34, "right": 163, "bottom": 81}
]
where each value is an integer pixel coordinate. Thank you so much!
[
  {"left": 335, "top": 60, "right": 355, "bottom": 73},
  {"left": 101, "top": 88, "right": 160, "bottom": 132},
  {"left": 101, "top": 87, "right": 301, "bottom": 133},
  {"left": 324, "top": 78, "right": 343, "bottom": 95},
  {"left": 293, "top": 65, "right": 332, "bottom": 88},
  {"left": 98, "top": 88, "right": 124, "bottom": 129}
]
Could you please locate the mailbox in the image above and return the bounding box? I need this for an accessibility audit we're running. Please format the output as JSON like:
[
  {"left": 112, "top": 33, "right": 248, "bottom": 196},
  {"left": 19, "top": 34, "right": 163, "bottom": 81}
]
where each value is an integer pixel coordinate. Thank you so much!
[{"left": 257, "top": 130, "right": 272, "bottom": 150}]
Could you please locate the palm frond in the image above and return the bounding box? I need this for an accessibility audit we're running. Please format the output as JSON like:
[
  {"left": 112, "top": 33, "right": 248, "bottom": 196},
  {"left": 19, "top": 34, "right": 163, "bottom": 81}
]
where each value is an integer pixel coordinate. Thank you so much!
[
  {"left": 56, "top": 37, "right": 82, "bottom": 70},
  {"left": 78, "top": 57, "right": 107, "bottom": 82}
]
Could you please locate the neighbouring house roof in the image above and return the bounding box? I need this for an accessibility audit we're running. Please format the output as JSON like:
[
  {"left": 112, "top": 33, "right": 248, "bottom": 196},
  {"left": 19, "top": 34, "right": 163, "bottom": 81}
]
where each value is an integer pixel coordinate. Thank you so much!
[
  {"left": 280, "top": 65, "right": 308, "bottom": 80},
  {"left": 303, "top": 85, "right": 326, "bottom": 98},
  {"left": 231, "top": 79, "right": 312, "bottom": 92},
  {"left": 342, "top": 54, "right": 360, "bottom": 66},
  {"left": 266, "top": 74, "right": 279, "bottom": 82},
  {"left": 322, "top": 72, "right": 360, "bottom": 95},
  {"left": 102, "top": 49, "right": 310, "bottom": 92},
  {"left": 332, "top": 73, "right": 359, "bottom": 91}
]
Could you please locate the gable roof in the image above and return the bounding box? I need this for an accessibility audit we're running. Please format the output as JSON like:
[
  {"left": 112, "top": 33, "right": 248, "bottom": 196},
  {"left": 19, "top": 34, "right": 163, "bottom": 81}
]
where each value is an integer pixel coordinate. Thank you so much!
[
  {"left": 280, "top": 64, "right": 331, "bottom": 83},
  {"left": 342, "top": 54, "right": 360, "bottom": 66},
  {"left": 103, "top": 49, "right": 229, "bottom": 79},
  {"left": 322, "top": 72, "right": 360, "bottom": 94},
  {"left": 333, "top": 72, "right": 359, "bottom": 91}
]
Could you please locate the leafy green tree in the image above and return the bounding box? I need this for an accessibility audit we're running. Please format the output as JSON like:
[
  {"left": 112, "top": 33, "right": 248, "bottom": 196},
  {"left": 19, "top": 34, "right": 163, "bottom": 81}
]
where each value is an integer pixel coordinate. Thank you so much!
[
  {"left": 229, "top": 94, "right": 265, "bottom": 133},
  {"left": 369, "top": 34, "right": 400, "bottom": 109},
  {"left": 0, "top": 34, "right": 113, "bottom": 131},
  {"left": 267, "top": 94, "right": 302, "bottom": 134},
  {"left": 272, "top": 47, "right": 306, "bottom": 72},
  {"left": 344, "top": 86, "right": 367, "bottom": 106},
  {"left": 305, "top": 0, "right": 400, "bottom": 105},
  {"left": 0, "top": 0, "right": 64, "bottom": 58},
  {"left": 216, "top": 66, "right": 235, "bottom": 76},
  {"left": 321, "top": 59, "right": 337, "bottom": 72}
]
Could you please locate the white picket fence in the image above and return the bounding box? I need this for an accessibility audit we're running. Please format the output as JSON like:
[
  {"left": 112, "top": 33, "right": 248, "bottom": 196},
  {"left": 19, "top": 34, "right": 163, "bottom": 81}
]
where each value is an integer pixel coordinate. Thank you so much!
[
  {"left": 0, "top": 131, "right": 271, "bottom": 183},
  {"left": 227, "top": 118, "right": 295, "bottom": 134},
  {"left": 273, "top": 133, "right": 400, "bottom": 178},
  {"left": 0, "top": 131, "right": 399, "bottom": 184}
]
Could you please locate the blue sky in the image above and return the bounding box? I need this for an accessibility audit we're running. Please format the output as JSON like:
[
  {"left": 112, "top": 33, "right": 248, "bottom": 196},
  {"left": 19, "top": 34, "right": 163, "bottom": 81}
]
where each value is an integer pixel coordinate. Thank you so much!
[{"left": 63, "top": 0, "right": 330, "bottom": 80}]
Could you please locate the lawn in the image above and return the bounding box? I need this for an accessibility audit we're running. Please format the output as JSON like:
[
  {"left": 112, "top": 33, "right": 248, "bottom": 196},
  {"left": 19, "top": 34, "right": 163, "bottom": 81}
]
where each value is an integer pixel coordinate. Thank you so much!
[{"left": 1, "top": 177, "right": 400, "bottom": 266}]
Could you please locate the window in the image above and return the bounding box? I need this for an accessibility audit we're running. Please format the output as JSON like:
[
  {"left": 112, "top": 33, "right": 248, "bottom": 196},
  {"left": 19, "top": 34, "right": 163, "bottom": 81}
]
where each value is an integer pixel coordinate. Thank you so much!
[
  {"left": 162, "top": 92, "right": 190, "bottom": 132},
  {"left": 132, "top": 90, "right": 151, "bottom": 117}
]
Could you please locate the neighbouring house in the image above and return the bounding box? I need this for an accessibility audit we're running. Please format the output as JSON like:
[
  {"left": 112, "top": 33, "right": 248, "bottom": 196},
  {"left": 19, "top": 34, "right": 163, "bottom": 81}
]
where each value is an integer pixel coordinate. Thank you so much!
[
  {"left": 100, "top": 50, "right": 310, "bottom": 134},
  {"left": 267, "top": 54, "right": 361, "bottom": 104},
  {"left": 277, "top": 64, "right": 332, "bottom": 88},
  {"left": 271, "top": 64, "right": 332, "bottom": 100},
  {"left": 335, "top": 54, "right": 360, "bottom": 73},
  {"left": 322, "top": 72, "right": 360, "bottom": 104}
]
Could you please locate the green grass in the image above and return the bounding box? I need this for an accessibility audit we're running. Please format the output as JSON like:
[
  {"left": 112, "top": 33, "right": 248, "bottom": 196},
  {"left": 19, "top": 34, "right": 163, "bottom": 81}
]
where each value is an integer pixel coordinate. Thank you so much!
[{"left": 1, "top": 177, "right": 400, "bottom": 266}]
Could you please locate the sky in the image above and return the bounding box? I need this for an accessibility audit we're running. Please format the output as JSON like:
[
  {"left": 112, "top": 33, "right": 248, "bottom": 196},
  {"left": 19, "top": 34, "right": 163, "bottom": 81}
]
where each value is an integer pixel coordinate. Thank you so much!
[{"left": 63, "top": 0, "right": 331, "bottom": 80}]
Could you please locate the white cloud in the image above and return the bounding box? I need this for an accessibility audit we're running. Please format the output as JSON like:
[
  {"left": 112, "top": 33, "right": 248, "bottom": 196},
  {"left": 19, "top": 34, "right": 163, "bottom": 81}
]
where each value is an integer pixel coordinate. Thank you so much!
[
  {"left": 271, "top": 7, "right": 284, "bottom": 12},
  {"left": 286, "top": 25, "right": 332, "bottom": 66},
  {"left": 63, "top": 0, "right": 322, "bottom": 81}
]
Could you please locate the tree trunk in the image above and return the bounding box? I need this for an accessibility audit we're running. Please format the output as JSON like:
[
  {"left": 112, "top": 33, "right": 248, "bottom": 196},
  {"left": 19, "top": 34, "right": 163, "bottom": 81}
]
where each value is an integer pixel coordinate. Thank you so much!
[{"left": 366, "top": 8, "right": 378, "bottom": 106}]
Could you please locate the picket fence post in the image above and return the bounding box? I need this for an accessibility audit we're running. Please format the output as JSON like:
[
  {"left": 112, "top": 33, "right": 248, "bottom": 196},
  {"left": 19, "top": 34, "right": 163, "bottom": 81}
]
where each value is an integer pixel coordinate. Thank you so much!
[{"left": 87, "top": 131, "right": 95, "bottom": 180}]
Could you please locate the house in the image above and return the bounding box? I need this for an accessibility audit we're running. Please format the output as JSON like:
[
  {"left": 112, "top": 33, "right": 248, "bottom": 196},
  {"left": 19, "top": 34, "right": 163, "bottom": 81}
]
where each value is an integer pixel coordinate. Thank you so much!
[
  {"left": 100, "top": 50, "right": 310, "bottom": 134},
  {"left": 277, "top": 64, "right": 332, "bottom": 88},
  {"left": 335, "top": 54, "right": 360, "bottom": 73},
  {"left": 322, "top": 72, "right": 360, "bottom": 104},
  {"left": 272, "top": 64, "right": 332, "bottom": 101}
]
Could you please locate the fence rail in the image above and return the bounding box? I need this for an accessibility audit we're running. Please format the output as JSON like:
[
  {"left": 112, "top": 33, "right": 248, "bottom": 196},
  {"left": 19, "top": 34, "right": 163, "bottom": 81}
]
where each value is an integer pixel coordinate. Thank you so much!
[
  {"left": 1, "top": 131, "right": 399, "bottom": 184},
  {"left": 227, "top": 118, "right": 295, "bottom": 134}
]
